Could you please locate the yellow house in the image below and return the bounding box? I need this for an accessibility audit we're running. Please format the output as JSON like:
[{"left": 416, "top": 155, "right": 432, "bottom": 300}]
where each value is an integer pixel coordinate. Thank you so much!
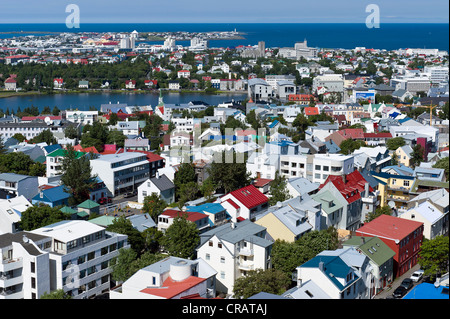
[
  {"left": 395, "top": 145, "right": 414, "bottom": 167},
  {"left": 371, "top": 171, "right": 416, "bottom": 210},
  {"left": 255, "top": 205, "right": 315, "bottom": 242}
]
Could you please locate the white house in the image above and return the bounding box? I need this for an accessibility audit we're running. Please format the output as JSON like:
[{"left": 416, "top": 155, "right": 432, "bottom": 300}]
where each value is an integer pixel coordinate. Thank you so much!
[
  {"left": 0, "top": 196, "right": 33, "bottom": 235},
  {"left": 399, "top": 201, "right": 449, "bottom": 240},
  {"left": 137, "top": 173, "right": 175, "bottom": 204},
  {"left": 110, "top": 257, "right": 217, "bottom": 299},
  {"left": 196, "top": 219, "right": 273, "bottom": 295},
  {"left": 65, "top": 110, "right": 98, "bottom": 125},
  {"left": 220, "top": 185, "right": 269, "bottom": 221},
  {"left": 177, "top": 70, "right": 190, "bottom": 79}
]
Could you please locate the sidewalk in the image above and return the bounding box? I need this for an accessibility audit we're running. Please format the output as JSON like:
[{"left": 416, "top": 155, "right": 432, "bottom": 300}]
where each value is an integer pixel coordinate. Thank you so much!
[{"left": 374, "top": 264, "right": 421, "bottom": 299}]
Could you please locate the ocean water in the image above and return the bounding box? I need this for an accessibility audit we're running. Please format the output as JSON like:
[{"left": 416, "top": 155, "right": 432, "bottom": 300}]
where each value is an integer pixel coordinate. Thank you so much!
[{"left": 0, "top": 23, "right": 448, "bottom": 51}]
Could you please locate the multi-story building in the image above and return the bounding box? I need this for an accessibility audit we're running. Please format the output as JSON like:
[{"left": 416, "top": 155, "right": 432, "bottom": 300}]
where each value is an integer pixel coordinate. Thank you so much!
[
  {"left": 0, "top": 196, "right": 33, "bottom": 235},
  {"left": 279, "top": 153, "right": 354, "bottom": 184},
  {"left": 0, "top": 231, "right": 51, "bottom": 299},
  {"left": 423, "top": 66, "right": 449, "bottom": 86},
  {"left": 46, "top": 148, "right": 86, "bottom": 177},
  {"left": 90, "top": 152, "right": 151, "bottom": 196},
  {"left": 0, "top": 173, "right": 39, "bottom": 201},
  {"left": 196, "top": 219, "right": 273, "bottom": 295},
  {"left": 0, "top": 121, "right": 69, "bottom": 140},
  {"left": 64, "top": 110, "right": 98, "bottom": 125},
  {"left": 356, "top": 214, "right": 424, "bottom": 278},
  {"left": 248, "top": 78, "right": 273, "bottom": 101},
  {"left": 313, "top": 74, "right": 344, "bottom": 95},
  {"left": 29, "top": 220, "right": 129, "bottom": 299}
]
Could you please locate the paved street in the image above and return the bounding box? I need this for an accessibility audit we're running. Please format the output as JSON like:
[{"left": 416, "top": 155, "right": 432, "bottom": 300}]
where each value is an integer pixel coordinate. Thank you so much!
[{"left": 374, "top": 264, "right": 421, "bottom": 299}]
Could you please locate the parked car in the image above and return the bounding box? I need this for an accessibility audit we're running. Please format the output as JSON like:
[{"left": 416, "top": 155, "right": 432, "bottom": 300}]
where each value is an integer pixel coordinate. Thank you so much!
[
  {"left": 410, "top": 270, "right": 424, "bottom": 282},
  {"left": 124, "top": 190, "right": 137, "bottom": 198},
  {"left": 393, "top": 286, "right": 407, "bottom": 299},
  {"left": 400, "top": 278, "right": 414, "bottom": 290},
  {"left": 98, "top": 197, "right": 112, "bottom": 205}
]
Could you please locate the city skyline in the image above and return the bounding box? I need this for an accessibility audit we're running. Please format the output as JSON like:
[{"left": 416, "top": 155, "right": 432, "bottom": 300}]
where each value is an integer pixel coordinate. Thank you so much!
[{"left": 0, "top": 0, "right": 448, "bottom": 24}]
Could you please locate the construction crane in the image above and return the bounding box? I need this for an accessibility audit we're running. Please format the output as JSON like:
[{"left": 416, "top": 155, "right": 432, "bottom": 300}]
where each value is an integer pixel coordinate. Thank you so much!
[{"left": 420, "top": 103, "right": 437, "bottom": 126}]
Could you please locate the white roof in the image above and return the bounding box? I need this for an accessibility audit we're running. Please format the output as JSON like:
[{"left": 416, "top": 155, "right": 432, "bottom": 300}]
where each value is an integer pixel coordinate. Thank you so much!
[
  {"left": 30, "top": 220, "right": 104, "bottom": 243},
  {"left": 407, "top": 201, "right": 445, "bottom": 224}
]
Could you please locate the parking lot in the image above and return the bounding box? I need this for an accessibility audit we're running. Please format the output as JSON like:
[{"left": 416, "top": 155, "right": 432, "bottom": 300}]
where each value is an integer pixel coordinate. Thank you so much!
[{"left": 374, "top": 264, "right": 422, "bottom": 299}]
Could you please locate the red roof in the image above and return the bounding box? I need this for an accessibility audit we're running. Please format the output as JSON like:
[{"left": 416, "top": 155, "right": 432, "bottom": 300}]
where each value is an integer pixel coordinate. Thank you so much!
[
  {"left": 73, "top": 145, "right": 99, "bottom": 154},
  {"left": 225, "top": 199, "right": 240, "bottom": 210},
  {"left": 5, "top": 78, "right": 16, "bottom": 83},
  {"left": 319, "top": 170, "right": 372, "bottom": 204},
  {"left": 140, "top": 276, "right": 207, "bottom": 299},
  {"left": 304, "top": 107, "right": 320, "bottom": 116},
  {"left": 125, "top": 149, "right": 164, "bottom": 163},
  {"left": 337, "top": 128, "right": 365, "bottom": 139},
  {"left": 21, "top": 115, "right": 62, "bottom": 121},
  {"left": 226, "top": 185, "right": 268, "bottom": 209},
  {"left": 253, "top": 178, "right": 273, "bottom": 188},
  {"left": 363, "top": 132, "right": 392, "bottom": 138},
  {"left": 356, "top": 214, "right": 423, "bottom": 241},
  {"left": 161, "top": 209, "right": 208, "bottom": 223}
]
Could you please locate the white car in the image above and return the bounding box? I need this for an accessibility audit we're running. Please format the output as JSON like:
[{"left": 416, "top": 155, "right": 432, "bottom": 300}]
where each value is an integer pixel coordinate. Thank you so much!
[{"left": 410, "top": 270, "right": 424, "bottom": 282}]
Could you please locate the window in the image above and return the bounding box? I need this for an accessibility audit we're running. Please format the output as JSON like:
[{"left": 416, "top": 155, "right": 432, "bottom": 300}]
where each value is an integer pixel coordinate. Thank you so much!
[
  {"left": 403, "top": 180, "right": 410, "bottom": 187},
  {"left": 218, "top": 243, "right": 222, "bottom": 249},
  {"left": 220, "top": 256, "right": 225, "bottom": 263},
  {"left": 206, "top": 253, "right": 210, "bottom": 261},
  {"left": 87, "top": 251, "right": 95, "bottom": 261},
  {"left": 209, "top": 241, "right": 213, "bottom": 247},
  {"left": 315, "top": 165, "right": 321, "bottom": 171},
  {"left": 30, "top": 262, "right": 35, "bottom": 273}
]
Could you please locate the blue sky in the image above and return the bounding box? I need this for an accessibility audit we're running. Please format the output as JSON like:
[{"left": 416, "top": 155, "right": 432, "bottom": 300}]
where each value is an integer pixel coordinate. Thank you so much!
[{"left": 0, "top": 0, "right": 448, "bottom": 23}]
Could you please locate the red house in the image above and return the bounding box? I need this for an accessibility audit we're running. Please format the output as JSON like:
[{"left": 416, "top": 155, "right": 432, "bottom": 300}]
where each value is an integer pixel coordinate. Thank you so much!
[
  {"left": 220, "top": 185, "right": 269, "bottom": 222},
  {"left": 356, "top": 214, "right": 424, "bottom": 278}
]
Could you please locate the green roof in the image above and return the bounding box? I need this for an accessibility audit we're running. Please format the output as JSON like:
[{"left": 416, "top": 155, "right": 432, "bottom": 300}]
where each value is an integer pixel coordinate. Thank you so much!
[
  {"left": 410, "top": 179, "right": 449, "bottom": 193},
  {"left": 311, "top": 190, "right": 344, "bottom": 215},
  {"left": 77, "top": 199, "right": 100, "bottom": 209},
  {"left": 343, "top": 236, "right": 395, "bottom": 266},
  {"left": 60, "top": 206, "right": 78, "bottom": 215},
  {"left": 77, "top": 211, "right": 89, "bottom": 218},
  {"left": 47, "top": 149, "right": 85, "bottom": 159},
  {"left": 89, "top": 215, "right": 117, "bottom": 227}
]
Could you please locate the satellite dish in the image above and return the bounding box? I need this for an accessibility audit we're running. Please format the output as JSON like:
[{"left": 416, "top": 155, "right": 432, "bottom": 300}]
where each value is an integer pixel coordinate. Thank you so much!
[
  {"left": 388, "top": 201, "right": 395, "bottom": 208},
  {"left": 44, "top": 116, "right": 51, "bottom": 125}
]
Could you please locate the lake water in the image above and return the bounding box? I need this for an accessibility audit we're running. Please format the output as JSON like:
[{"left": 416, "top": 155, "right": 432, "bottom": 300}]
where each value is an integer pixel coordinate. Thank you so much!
[{"left": 0, "top": 92, "right": 248, "bottom": 113}]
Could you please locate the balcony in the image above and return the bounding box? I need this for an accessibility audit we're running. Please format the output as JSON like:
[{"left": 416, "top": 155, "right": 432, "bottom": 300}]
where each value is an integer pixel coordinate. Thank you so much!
[
  {"left": 238, "top": 248, "right": 254, "bottom": 257},
  {"left": 386, "top": 195, "right": 409, "bottom": 203},
  {"left": 0, "top": 258, "right": 22, "bottom": 272},
  {"left": 238, "top": 261, "right": 254, "bottom": 271}
]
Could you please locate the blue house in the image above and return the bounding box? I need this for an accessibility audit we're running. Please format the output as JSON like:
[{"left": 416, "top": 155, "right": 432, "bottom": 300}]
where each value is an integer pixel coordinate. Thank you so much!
[
  {"left": 32, "top": 185, "right": 71, "bottom": 207},
  {"left": 186, "top": 202, "right": 230, "bottom": 227}
]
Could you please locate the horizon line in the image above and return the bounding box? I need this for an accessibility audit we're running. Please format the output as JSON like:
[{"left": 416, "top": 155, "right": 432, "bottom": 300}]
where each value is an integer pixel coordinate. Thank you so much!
[{"left": 0, "top": 22, "right": 448, "bottom": 24}]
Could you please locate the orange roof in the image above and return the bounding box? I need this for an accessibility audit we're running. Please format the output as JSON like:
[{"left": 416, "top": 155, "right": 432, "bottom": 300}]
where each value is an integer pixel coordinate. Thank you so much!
[
  {"left": 140, "top": 276, "right": 206, "bottom": 299},
  {"left": 304, "top": 107, "right": 319, "bottom": 116},
  {"left": 73, "top": 145, "right": 99, "bottom": 153}
]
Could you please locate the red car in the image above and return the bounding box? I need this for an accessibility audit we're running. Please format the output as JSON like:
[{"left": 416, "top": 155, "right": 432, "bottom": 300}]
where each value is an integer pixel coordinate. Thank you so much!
[{"left": 97, "top": 197, "right": 112, "bottom": 205}]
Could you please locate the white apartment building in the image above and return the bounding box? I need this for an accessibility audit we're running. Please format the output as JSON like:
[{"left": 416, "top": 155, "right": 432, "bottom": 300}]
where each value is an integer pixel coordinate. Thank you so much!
[
  {"left": 279, "top": 153, "right": 354, "bottom": 184},
  {"left": 265, "top": 74, "right": 296, "bottom": 91},
  {"left": 30, "top": 220, "right": 129, "bottom": 299},
  {"left": 172, "top": 117, "right": 194, "bottom": 132},
  {"left": 90, "top": 152, "right": 150, "bottom": 196},
  {"left": 248, "top": 78, "right": 274, "bottom": 100},
  {"left": 390, "top": 73, "right": 431, "bottom": 94},
  {"left": 423, "top": 66, "right": 449, "bottom": 86},
  {"left": 312, "top": 74, "right": 345, "bottom": 94},
  {"left": 65, "top": 110, "right": 98, "bottom": 125},
  {"left": 0, "top": 173, "right": 39, "bottom": 202},
  {"left": 197, "top": 219, "right": 273, "bottom": 295},
  {"left": 0, "top": 232, "right": 51, "bottom": 299}
]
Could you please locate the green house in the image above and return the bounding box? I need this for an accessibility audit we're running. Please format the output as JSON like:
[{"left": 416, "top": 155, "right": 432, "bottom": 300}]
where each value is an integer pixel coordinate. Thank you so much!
[{"left": 77, "top": 199, "right": 100, "bottom": 215}]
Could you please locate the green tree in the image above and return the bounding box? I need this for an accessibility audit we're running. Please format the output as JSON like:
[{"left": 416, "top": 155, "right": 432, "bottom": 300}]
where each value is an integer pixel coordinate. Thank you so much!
[
  {"left": 418, "top": 236, "right": 449, "bottom": 280},
  {"left": 64, "top": 125, "right": 78, "bottom": 139},
  {"left": 208, "top": 151, "right": 250, "bottom": 193},
  {"left": 268, "top": 172, "right": 291, "bottom": 206},
  {"left": 30, "top": 129, "right": 57, "bottom": 145},
  {"left": 60, "top": 145, "right": 97, "bottom": 205},
  {"left": 386, "top": 137, "right": 406, "bottom": 150},
  {"left": 410, "top": 144, "right": 425, "bottom": 167},
  {"left": 365, "top": 206, "right": 392, "bottom": 223},
  {"left": 12, "top": 133, "right": 26, "bottom": 142},
  {"left": 0, "top": 152, "right": 45, "bottom": 176},
  {"left": 106, "top": 216, "right": 145, "bottom": 255},
  {"left": 161, "top": 214, "right": 200, "bottom": 259},
  {"left": 173, "top": 162, "right": 196, "bottom": 198},
  {"left": 143, "top": 193, "right": 168, "bottom": 220},
  {"left": 391, "top": 151, "right": 399, "bottom": 166},
  {"left": 177, "top": 181, "right": 199, "bottom": 209},
  {"left": 40, "top": 289, "right": 72, "bottom": 299},
  {"left": 339, "top": 139, "right": 366, "bottom": 155},
  {"left": 232, "top": 269, "right": 291, "bottom": 299},
  {"left": 142, "top": 228, "right": 164, "bottom": 253},
  {"left": 433, "top": 157, "right": 449, "bottom": 181},
  {"left": 19, "top": 204, "right": 69, "bottom": 231},
  {"left": 110, "top": 247, "right": 138, "bottom": 282}
]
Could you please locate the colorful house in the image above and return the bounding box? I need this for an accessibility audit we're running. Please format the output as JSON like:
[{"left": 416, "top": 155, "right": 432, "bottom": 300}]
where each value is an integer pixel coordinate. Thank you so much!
[
  {"left": 356, "top": 214, "right": 424, "bottom": 278},
  {"left": 31, "top": 185, "right": 70, "bottom": 207}
]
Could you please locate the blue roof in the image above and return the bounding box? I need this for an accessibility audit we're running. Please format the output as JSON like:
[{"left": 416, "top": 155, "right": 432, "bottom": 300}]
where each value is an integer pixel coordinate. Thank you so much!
[
  {"left": 398, "top": 117, "right": 412, "bottom": 124},
  {"left": 324, "top": 140, "right": 341, "bottom": 153},
  {"left": 300, "top": 255, "right": 359, "bottom": 291},
  {"left": 186, "top": 203, "right": 226, "bottom": 215},
  {"left": 32, "top": 185, "right": 70, "bottom": 203},
  {"left": 44, "top": 144, "right": 62, "bottom": 154},
  {"left": 370, "top": 170, "right": 416, "bottom": 181},
  {"left": 403, "top": 283, "right": 449, "bottom": 299},
  {"left": 268, "top": 120, "right": 279, "bottom": 128},
  {"left": 383, "top": 164, "right": 414, "bottom": 175}
]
